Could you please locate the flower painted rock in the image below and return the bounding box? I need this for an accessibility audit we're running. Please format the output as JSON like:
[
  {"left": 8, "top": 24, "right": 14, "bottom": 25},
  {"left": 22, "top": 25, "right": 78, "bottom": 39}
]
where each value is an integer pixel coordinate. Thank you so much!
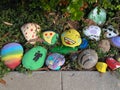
[
  {"left": 103, "top": 25, "right": 119, "bottom": 38},
  {"left": 46, "top": 53, "right": 65, "bottom": 70},
  {"left": 21, "top": 23, "right": 41, "bottom": 44},
  {"left": 98, "top": 40, "right": 110, "bottom": 53},
  {"left": 42, "top": 31, "right": 59, "bottom": 45},
  {"left": 88, "top": 7, "right": 106, "bottom": 25},
  {"left": 22, "top": 46, "right": 47, "bottom": 70},
  {"left": 1, "top": 43, "right": 23, "bottom": 69},
  {"left": 61, "top": 29, "right": 82, "bottom": 47},
  {"left": 96, "top": 62, "right": 107, "bottom": 73},
  {"left": 79, "top": 38, "right": 88, "bottom": 49},
  {"left": 78, "top": 49, "right": 98, "bottom": 69},
  {"left": 106, "top": 57, "right": 120, "bottom": 70},
  {"left": 83, "top": 25, "right": 101, "bottom": 41},
  {"left": 110, "top": 36, "right": 120, "bottom": 48}
]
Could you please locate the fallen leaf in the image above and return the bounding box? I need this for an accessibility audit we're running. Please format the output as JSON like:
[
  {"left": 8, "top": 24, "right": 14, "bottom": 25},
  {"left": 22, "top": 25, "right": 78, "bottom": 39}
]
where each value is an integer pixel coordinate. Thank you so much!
[{"left": 0, "top": 79, "right": 6, "bottom": 85}]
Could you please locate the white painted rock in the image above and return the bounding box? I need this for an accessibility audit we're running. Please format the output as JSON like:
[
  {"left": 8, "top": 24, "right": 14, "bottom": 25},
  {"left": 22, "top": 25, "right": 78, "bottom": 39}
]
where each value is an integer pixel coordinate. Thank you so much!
[{"left": 21, "top": 23, "right": 41, "bottom": 44}]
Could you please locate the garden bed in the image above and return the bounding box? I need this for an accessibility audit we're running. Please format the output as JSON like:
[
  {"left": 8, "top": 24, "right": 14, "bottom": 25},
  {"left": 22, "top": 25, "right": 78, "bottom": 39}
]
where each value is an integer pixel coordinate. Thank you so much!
[{"left": 0, "top": 0, "right": 120, "bottom": 80}]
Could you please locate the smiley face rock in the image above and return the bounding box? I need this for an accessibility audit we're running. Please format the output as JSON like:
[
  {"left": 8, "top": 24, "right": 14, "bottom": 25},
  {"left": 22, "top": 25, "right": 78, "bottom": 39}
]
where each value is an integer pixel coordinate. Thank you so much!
[
  {"left": 1, "top": 43, "right": 23, "bottom": 69},
  {"left": 61, "top": 29, "right": 82, "bottom": 48},
  {"left": 42, "top": 31, "right": 59, "bottom": 45},
  {"left": 83, "top": 25, "right": 101, "bottom": 41},
  {"left": 88, "top": 7, "right": 106, "bottom": 25},
  {"left": 21, "top": 23, "right": 41, "bottom": 44},
  {"left": 46, "top": 53, "right": 65, "bottom": 70}
]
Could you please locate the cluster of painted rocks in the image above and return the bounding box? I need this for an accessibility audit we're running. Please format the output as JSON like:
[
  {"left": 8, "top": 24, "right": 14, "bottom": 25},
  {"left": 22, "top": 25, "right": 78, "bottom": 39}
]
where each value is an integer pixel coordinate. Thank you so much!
[{"left": 1, "top": 6, "right": 120, "bottom": 73}]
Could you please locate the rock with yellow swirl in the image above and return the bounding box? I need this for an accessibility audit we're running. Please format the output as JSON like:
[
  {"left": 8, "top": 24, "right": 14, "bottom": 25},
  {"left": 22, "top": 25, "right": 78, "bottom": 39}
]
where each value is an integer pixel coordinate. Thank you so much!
[{"left": 61, "top": 29, "right": 82, "bottom": 47}]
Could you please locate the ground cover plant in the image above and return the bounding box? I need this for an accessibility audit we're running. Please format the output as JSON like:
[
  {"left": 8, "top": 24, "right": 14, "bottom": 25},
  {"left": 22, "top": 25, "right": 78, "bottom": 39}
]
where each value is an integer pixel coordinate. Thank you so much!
[{"left": 0, "top": 0, "right": 120, "bottom": 80}]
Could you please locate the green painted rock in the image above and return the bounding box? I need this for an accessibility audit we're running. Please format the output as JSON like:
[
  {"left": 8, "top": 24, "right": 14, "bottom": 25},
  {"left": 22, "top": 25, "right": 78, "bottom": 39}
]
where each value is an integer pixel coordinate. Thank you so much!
[
  {"left": 22, "top": 46, "right": 47, "bottom": 70},
  {"left": 88, "top": 7, "right": 106, "bottom": 25}
]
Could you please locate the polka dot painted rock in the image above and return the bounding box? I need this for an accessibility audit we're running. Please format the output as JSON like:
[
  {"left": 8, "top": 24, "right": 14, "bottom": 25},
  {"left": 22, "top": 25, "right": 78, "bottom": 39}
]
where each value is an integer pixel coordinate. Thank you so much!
[
  {"left": 1, "top": 43, "right": 23, "bottom": 69},
  {"left": 21, "top": 23, "right": 41, "bottom": 44},
  {"left": 46, "top": 53, "right": 65, "bottom": 70},
  {"left": 42, "top": 31, "right": 59, "bottom": 45},
  {"left": 88, "top": 7, "right": 106, "bottom": 25}
]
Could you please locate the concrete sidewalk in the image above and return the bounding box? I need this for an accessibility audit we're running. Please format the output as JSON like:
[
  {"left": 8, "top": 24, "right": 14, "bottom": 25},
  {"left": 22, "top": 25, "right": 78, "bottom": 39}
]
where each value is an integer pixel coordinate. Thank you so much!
[{"left": 0, "top": 71, "right": 120, "bottom": 90}]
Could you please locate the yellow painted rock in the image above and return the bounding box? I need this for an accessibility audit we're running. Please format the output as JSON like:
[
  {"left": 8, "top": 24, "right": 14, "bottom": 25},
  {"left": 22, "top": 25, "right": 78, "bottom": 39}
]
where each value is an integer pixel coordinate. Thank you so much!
[
  {"left": 96, "top": 62, "right": 107, "bottom": 73},
  {"left": 61, "top": 29, "right": 82, "bottom": 47}
]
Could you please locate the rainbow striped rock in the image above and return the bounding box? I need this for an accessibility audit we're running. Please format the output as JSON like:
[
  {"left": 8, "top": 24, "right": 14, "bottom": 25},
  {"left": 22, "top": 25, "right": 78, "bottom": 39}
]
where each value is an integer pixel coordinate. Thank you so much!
[{"left": 1, "top": 43, "right": 23, "bottom": 69}]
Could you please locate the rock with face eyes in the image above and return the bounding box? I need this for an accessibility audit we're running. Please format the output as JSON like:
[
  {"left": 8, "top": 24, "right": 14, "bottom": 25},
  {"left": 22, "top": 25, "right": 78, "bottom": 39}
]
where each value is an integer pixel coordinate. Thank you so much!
[
  {"left": 103, "top": 25, "right": 119, "bottom": 38},
  {"left": 83, "top": 25, "right": 101, "bottom": 41},
  {"left": 42, "top": 31, "right": 59, "bottom": 45},
  {"left": 61, "top": 29, "right": 82, "bottom": 48}
]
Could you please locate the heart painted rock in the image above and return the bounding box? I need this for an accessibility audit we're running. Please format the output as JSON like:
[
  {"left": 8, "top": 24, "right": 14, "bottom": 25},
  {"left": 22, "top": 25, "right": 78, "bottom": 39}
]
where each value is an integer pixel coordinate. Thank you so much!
[
  {"left": 46, "top": 53, "right": 65, "bottom": 70},
  {"left": 83, "top": 25, "right": 101, "bottom": 41},
  {"left": 42, "top": 31, "right": 59, "bottom": 45},
  {"left": 1, "top": 43, "right": 23, "bottom": 69},
  {"left": 88, "top": 7, "right": 106, "bottom": 25},
  {"left": 110, "top": 36, "right": 120, "bottom": 48},
  {"left": 78, "top": 49, "right": 98, "bottom": 69},
  {"left": 61, "top": 29, "right": 82, "bottom": 48},
  {"left": 103, "top": 25, "right": 119, "bottom": 38},
  {"left": 22, "top": 46, "right": 47, "bottom": 70},
  {"left": 21, "top": 23, "right": 41, "bottom": 44}
]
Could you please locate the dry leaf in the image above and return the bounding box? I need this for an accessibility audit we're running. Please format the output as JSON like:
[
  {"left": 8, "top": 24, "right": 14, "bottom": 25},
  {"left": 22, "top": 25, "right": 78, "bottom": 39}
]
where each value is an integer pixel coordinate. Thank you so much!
[
  {"left": 0, "top": 79, "right": 6, "bottom": 85},
  {"left": 3, "top": 21, "right": 13, "bottom": 26}
]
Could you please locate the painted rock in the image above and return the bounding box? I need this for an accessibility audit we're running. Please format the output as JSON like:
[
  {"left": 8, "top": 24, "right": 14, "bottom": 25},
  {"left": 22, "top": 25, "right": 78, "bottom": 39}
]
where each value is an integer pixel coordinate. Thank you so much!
[
  {"left": 106, "top": 57, "right": 120, "bottom": 70},
  {"left": 42, "top": 31, "right": 59, "bottom": 45},
  {"left": 88, "top": 7, "right": 106, "bottom": 25},
  {"left": 110, "top": 36, "right": 120, "bottom": 48},
  {"left": 61, "top": 29, "right": 82, "bottom": 47},
  {"left": 98, "top": 40, "right": 110, "bottom": 53},
  {"left": 96, "top": 62, "right": 107, "bottom": 73},
  {"left": 78, "top": 49, "right": 98, "bottom": 69},
  {"left": 79, "top": 38, "right": 88, "bottom": 49},
  {"left": 46, "top": 53, "right": 65, "bottom": 70},
  {"left": 22, "top": 46, "right": 47, "bottom": 70},
  {"left": 1, "top": 43, "right": 23, "bottom": 69},
  {"left": 103, "top": 25, "right": 119, "bottom": 38},
  {"left": 83, "top": 25, "right": 101, "bottom": 41},
  {"left": 21, "top": 23, "right": 41, "bottom": 44}
]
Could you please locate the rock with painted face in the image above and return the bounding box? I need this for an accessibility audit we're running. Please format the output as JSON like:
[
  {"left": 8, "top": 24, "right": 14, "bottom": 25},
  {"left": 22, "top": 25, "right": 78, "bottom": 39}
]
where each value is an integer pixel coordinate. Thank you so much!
[
  {"left": 88, "top": 7, "right": 106, "bottom": 25},
  {"left": 42, "top": 31, "right": 59, "bottom": 45},
  {"left": 83, "top": 25, "right": 101, "bottom": 41},
  {"left": 103, "top": 25, "right": 119, "bottom": 38},
  {"left": 61, "top": 29, "right": 82, "bottom": 48},
  {"left": 78, "top": 49, "right": 98, "bottom": 69},
  {"left": 22, "top": 46, "right": 47, "bottom": 70},
  {"left": 46, "top": 53, "right": 65, "bottom": 70},
  {"left": 21, "top": 23, "right": 41, "bottom": 44}
]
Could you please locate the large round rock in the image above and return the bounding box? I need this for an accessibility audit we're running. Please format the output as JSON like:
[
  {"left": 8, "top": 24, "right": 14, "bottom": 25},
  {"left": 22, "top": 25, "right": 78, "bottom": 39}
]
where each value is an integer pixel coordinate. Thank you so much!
[
  {"left": 22, "top": 46, "right": 47, "bottom": 70},
  {"left": 78, "top": 49, "right": 98, "bottom": 69},
  {"left": 1, "top": 42, "right": 23, "bottom": 69}
]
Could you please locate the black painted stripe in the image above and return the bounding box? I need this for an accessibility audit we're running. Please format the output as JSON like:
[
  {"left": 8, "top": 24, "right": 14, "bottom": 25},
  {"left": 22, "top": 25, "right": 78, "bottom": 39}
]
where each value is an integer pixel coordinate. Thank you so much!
[{"left": 83, "top": 59, "right": 90, "bottom": 65}]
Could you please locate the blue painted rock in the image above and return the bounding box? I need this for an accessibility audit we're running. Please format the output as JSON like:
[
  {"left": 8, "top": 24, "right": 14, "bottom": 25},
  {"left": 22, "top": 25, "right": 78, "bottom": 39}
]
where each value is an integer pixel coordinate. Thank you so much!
[
  {"left": 22, "top": 46, "right": 47, "bottom": 70},
  {"left": 79, "top": 38, "right": 88, "bottom": 49},
  {"left": 110, "top": 36, "right": 120, "bottom": 48},
  {"left": 78, "top": 49, "right": 98, "bottom": 69},
  {"left": 46, "top": 53, "right": 65, "bottom": 70},
  {"left": 1, "top": 42, "right": 23, "bottom": 69},
  {"left": 88, "top": 7, "right": 106, "bottom": 25}
]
